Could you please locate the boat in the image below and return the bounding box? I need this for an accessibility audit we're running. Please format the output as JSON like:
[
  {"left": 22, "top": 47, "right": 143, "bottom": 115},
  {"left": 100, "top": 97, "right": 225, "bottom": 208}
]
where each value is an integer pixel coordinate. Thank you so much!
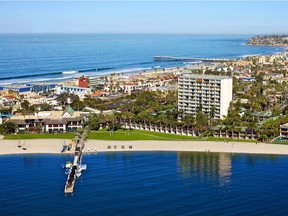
[
  {"left": 76, "top": 169, "right": 81, "bottom": 178},
  {"left": 75, "top": 155, "right": 87, "bottom": 178},
  {"left": 76, "top": 164, "right": 87, "bottom": 178},
  {"left": 61, "top": 145, "right": 67, "bottom": 153},
  {"left": 78, "top": 164, "right": 87, "bottom": 172},
  {"left": 62, "top": 161, "right": 72, "bottom": 169},
  {"left": 61, "top": 140, "right": 67, "bottom": 153},
  {"left": 61, "top": 161, "right": 72, "bottom": 175},
  {"left": 65, "top": 168, "right": 71, "bottom": 175}
]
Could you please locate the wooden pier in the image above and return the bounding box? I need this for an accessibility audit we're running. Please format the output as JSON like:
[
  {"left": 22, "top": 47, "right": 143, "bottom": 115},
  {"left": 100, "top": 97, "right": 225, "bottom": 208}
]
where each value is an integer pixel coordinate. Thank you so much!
[
  {"left": 64, "top": 137, "right": 85, "bottom": 194},
  {"left": 154, "top": 56, "right": 234, "bottom": 63}
]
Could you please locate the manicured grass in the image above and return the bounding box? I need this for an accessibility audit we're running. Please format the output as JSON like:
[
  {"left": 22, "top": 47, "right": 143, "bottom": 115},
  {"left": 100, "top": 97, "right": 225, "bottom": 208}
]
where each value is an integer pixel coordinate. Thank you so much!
[
  {"left": 88, "top": 129, "right": 256, "bottom": 142},
  {"left": 3, "top": 129, "right": 257, "bottom": 143},
  {"left": 4, "top": 133, "right": 76, "bottom": 140},
  {"left": 88, "top": 129, "right": 201, "bottom": 141}
]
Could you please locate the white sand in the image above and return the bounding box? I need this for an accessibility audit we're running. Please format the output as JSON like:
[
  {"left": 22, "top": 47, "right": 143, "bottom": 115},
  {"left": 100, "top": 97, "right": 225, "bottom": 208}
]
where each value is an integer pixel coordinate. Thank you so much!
[
  {"left": 0, "top": 139, "right": 65, "bottom": 155},
  {"left": 1, "top": 139, "right": 288, "bottom": 155}
]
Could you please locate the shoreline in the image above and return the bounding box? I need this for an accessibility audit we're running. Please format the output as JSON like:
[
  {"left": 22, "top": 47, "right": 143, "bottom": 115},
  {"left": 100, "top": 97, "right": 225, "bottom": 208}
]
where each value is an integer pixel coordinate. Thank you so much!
[
  {"left": 2, "top": 49, "right": 286, "bottom": 86},
  {"left": 0, "top": 65, "right": 186, "bottom": 86},
  {"left": 1, "top": 139, "right": 288, "bottom": 156},
  {"left": 247, "top": 42, "right": 288, "bottom": 48}
]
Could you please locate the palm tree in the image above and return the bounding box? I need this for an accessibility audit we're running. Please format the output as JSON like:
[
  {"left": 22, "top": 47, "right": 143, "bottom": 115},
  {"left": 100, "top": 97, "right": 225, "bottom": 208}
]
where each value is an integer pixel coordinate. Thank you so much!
[
  {"left": 181, "top": 113, "right": 195, "bottom": 133},
  {"left": 209, "top": 106, "right": 216, "bottom": 125},
  {"left": 127, "top": 111, "right": 135, "bottom": 133},
  {"left": 195, "top": 113, "right": 209, "bottom": 136},
  {"left": 105, "top": 113, "right": 117, "bottom": 135},
  {"left": 247, "top": 121, "right": 257, "bottom": 140}
]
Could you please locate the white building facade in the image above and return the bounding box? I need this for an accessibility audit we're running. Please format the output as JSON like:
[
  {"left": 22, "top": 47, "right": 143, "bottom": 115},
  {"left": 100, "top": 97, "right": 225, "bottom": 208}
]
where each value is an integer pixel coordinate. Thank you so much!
[
  {"left": 9, "top": 107, "right": 85, "bottom": 133},
  {"left": 178, "top": 73, "right": 233, "bottom": 119},
  {"left": 56, "top": 86, "right": 92, "bottom": 96}
]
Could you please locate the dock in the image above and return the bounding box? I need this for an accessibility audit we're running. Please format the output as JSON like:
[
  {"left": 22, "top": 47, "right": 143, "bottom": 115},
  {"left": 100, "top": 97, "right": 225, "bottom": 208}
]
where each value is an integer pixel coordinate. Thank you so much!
[
  {"left": 64, "top": 136, "right": 85, "bottom": 194},
  {"left": 153, "top": 56, "right": 234, "bottom": 63}
]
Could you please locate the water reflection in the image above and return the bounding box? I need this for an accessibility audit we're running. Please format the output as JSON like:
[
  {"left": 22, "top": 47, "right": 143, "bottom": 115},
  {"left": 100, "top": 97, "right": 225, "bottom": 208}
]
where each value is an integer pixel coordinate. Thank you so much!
[
  {"left": 177, "top": 152, "right": 232, "bottom": 187},
  {"left": 104, "top": 152, "right": 135, "bottom": 163},
  {"left": 245, "top": 154, "right": 279, "bottom": 165},
  {"left": 23, "top": 154, "right": 48, "bottom": 166}
]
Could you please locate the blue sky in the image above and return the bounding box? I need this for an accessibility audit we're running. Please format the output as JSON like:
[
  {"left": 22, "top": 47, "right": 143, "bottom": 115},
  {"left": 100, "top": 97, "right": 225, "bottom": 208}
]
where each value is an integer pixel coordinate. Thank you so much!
[{"left": 0, "top": 1, "right": 287, "bottom": 34}]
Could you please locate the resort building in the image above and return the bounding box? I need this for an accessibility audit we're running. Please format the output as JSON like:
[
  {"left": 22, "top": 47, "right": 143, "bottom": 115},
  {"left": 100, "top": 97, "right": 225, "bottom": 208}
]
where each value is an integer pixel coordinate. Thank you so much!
[
  {"left": 0, "top": 83, "right": 56, "bottom": 94},
  {"left": 88, "top": 77, "right": 103, "bottom": 87},
  {"left": 9, "top": 106, "right": 85, "bottom": 133},
  {"left": 56, "top": 86, "right": 92, "bottom": 96},
  {"left": 280, "top": 123, "right": 288, "bottom": 138},
  {"left": 0, "top": 85, "right": 32, "bottom": 94},
  {"left": 122, "top": 82, "right": 150, "bottom": 94},
  {"left": 178, "top": 73, "right": 233, "bottom": 119},
  {"left": 77, "top": 77, "right": 89, "bottom": 88},
  {"left": 252, "top": 110, "right": 272, "bottom": 121}
]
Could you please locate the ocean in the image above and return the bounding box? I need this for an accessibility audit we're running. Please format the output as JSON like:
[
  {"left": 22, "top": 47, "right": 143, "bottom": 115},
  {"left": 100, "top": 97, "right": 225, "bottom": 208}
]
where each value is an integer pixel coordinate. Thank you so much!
[
  {"left": 0, "top": 152, "right": 288, "bottom": 215},
  {"left": 0, "top": 34, "right": 284, "bottom": 85}
]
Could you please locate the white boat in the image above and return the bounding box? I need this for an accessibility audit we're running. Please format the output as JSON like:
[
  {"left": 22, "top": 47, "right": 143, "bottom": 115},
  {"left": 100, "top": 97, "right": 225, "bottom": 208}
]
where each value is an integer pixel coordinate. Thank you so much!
[
  {"left": 76, "top": 154, "right": 87, "bottom": 178},
  {"left": 76, "top": 170, "right": 82, "bottom": 178},
  {"left": 76, "top": 164, "right": 87, "bottom": 178},
  {"left": 78, "top": 164, "right": 87, "bottom": 172}
]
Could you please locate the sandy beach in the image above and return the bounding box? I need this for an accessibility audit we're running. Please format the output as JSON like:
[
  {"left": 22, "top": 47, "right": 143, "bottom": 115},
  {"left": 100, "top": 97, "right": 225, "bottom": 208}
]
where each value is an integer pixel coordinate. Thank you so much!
[{"left": 1, "top": 139, "right": 288, "bottom": 155}]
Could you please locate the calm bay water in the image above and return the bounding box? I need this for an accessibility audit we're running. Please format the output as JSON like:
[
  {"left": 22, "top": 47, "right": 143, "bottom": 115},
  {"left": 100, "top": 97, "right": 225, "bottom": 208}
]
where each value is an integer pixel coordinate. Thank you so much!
[
  {"left": 0, "top": 34, "right": 284, "bottom": 84},
  {"left": 0, "top": 152, "right": 288, "bottom": 215}
]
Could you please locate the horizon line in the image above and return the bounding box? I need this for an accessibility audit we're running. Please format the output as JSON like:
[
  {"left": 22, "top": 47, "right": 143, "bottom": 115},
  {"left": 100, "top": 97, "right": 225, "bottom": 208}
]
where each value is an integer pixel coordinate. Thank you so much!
[{"left": 0, "top": 32, "right": 286, "bottom": 35}]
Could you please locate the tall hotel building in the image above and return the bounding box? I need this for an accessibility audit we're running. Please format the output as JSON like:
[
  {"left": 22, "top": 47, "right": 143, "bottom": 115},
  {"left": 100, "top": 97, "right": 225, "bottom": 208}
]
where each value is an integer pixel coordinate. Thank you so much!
[{"left": 178, "top": 73, "right": 233, "bottom": 119}]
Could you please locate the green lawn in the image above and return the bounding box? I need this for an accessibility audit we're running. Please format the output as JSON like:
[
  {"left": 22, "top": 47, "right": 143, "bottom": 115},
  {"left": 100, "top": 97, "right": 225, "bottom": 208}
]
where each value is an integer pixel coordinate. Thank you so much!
[
  {"left": 88, "top": 129, "right": 201, "bottom": 141},
  {"left": 4, "top": 130, "right": 199, "bottom": 141},
  {"left": 88, "top": 130, "right": 256, "bottom": 142},
  {"left": 3, "top": 129, "right": 257, "bottom": 143}
]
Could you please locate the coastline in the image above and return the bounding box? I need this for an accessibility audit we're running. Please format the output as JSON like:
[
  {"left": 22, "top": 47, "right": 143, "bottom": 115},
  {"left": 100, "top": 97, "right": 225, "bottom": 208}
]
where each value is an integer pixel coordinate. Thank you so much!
[
  {"left": 1, "top": 139, "right": 288, "bottom": 156},
  {"left": 0, "top": 65, "right": 185, "bottom": 86},
  {"left": 0, "top": 34, "right": 284, "bottom": 86},
  {"left": 246, "top": 43, "right": 288, "bottom": 48}
]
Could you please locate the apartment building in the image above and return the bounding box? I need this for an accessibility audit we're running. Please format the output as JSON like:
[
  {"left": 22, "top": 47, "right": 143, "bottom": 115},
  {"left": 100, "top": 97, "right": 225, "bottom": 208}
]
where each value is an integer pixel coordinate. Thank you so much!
[{"left": 178, "top": 73, "right": 232, "bottom": 119}]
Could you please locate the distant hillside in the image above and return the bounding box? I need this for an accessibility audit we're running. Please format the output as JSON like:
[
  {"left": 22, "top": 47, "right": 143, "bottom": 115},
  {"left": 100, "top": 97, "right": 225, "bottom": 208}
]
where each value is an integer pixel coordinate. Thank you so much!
[{"left": 247, "top": 35, "right": 288, "bottom": 46}]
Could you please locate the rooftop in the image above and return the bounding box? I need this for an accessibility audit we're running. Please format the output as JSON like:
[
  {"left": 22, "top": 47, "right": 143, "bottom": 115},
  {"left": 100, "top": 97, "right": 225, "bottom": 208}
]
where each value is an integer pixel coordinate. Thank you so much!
[
  {"left": 63, "top": 106, "right": 75, "bottom": 116},
  {"left": 281, "top": 123, "right": 288, "bottom": 129},
  {"left": 181, "top": 71, "right": 231, "bottom": 80},
  {"left": 10, "top": 110, "right": 82, "bottom": 121}
]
